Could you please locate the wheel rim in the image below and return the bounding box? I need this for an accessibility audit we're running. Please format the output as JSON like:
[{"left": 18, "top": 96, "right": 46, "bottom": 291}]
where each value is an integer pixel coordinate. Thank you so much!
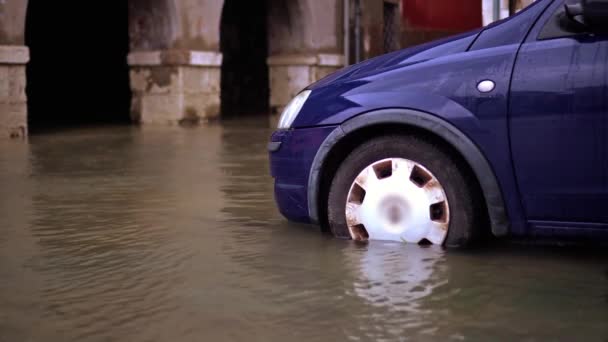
[{"left": 345, "top": 158, "right": 450, "bottom": 245}]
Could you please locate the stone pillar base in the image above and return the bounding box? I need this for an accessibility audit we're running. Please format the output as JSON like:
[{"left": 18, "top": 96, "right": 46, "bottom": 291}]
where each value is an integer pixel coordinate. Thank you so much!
[
  {"left": 267, "top": 53, "right": 344, "bottom": 114},
  {"left": 128, "top": 50, "right": 221, "bottom": 125},
  {"left": 0, "top": 46, "right": 29, "bottom": 139}
]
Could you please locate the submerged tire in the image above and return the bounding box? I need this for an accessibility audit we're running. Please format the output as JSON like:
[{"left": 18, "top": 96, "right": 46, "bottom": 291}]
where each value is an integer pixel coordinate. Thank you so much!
[{"left": 327, "top": 134, "right": 483, "bottom": 248}]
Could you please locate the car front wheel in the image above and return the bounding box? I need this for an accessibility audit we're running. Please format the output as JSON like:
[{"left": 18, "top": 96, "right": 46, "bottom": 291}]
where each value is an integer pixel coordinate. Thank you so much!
[{"left": 327, "top": 134, "right": 483, "bottom": 248}]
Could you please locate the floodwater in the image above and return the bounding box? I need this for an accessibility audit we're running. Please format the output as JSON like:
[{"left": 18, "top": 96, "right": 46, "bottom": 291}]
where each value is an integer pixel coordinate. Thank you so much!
[{"left": 0, "top": 119, "right": 607, "bottom": 342}]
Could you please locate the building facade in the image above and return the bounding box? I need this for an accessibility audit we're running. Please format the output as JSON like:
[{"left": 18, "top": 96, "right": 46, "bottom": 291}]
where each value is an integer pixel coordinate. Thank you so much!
[{"left": 0, "top": 0, "right": 534, "bottom": 139}]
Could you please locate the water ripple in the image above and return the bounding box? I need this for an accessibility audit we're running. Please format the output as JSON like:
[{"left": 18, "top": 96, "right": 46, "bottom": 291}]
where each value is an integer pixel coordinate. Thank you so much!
[{"left": 0, "top": 122, "right": 606, "bottom": 341}]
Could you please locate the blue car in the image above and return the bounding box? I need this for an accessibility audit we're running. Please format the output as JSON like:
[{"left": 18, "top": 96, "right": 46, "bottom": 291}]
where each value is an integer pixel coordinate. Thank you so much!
[{"left": 269, "top": 0, "right": 608, "bottom": 247}]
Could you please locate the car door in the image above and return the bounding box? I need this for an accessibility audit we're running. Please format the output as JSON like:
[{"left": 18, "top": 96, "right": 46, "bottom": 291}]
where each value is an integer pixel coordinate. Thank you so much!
[{"left": 509, "top": 0, "right": 608, "bottom": 227}]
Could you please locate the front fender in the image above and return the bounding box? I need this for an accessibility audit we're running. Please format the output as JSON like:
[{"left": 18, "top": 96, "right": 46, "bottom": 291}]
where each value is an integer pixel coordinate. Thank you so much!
[{"left": 307, "top": 108, "right": 510, "bottom": 237}]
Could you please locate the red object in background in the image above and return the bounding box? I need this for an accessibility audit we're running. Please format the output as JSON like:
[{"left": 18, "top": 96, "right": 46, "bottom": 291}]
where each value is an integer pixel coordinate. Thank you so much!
[{"left": 402, "top": 0, "right": 482, "bottom": 31}]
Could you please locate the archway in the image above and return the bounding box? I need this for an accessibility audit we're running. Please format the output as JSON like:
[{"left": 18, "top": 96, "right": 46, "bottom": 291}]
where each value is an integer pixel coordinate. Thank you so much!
[
  {"left": 25, "top": 1, "right": 131, "bottom": 131},
  {"left": 220, "top": 0, "right": 269, "bottom": 117}
]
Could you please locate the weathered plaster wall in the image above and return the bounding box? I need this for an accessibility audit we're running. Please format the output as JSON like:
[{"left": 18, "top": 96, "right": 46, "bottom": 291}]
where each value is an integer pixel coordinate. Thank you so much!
[
  {"left": 2, "top": 0, "right": 354, "bottom": 132},
  {"left": 130, "top": 0, "right": 346, "bottom": 118},
  {"left": 128, "top": 50, "right": 221, "bottom": 124},
  {"left": 129, "top": 64, "right": 220, "bottom": 125}
]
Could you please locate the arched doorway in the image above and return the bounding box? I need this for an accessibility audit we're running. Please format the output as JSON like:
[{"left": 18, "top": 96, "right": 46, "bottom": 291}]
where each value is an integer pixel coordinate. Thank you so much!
[
  {"left": 25, "top": 1, "right": 131, "bottom": 131},
  {"left": 220, "top": 0, "right": 269, "bottom": 117}
]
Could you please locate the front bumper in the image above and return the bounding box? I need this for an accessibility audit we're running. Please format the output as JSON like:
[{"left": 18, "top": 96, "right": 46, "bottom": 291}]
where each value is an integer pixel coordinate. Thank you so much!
[{"left": 269, "top": 125, "right": 338, "bottom": 223}]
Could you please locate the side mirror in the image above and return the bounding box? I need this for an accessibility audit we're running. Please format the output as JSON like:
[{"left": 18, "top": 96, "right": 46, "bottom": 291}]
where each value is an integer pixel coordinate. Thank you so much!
[{"left": 566, "top": 0, "right": 608, "bottom": 33}]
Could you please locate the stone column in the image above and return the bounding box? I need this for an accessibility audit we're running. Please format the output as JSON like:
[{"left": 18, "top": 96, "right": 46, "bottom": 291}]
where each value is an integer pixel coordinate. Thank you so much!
[
  {"left": 0, "top": 46, "right": 28, "bottom": 138},
  {"left": 267, "top": 0, "right": 344, "bottom": 113},
  {"left": 128, "top": 0, "right": 223, "bottom": 125},
  {"left": 128, "top": 50, "right": 221, "bottom": 124}
]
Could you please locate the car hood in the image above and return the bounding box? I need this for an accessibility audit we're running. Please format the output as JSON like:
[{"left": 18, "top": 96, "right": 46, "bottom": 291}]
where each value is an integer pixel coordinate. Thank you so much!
[{"left": 308, "top": 29, "right": 481, "bottom": 90}]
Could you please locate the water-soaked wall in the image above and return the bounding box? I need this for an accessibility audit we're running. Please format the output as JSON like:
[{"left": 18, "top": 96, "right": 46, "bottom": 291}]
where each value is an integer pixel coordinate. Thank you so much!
[
  {"left": 0, "top": 0, "right": 345, "bottom": 134},
  {"left": 128, "top": 0, "right": 345, "bottom": 118}
]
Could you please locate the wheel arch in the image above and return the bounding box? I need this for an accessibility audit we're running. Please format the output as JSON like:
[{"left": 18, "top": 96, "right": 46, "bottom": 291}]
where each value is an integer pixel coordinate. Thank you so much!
[{"left": 307, "top": 108, "right": 510, "bottom": 237}]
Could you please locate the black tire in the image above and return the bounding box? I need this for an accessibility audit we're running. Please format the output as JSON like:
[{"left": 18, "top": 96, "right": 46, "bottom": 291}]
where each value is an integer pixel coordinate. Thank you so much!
[{"left": 327, "top": 134, "right": 484, "bottom": 248}]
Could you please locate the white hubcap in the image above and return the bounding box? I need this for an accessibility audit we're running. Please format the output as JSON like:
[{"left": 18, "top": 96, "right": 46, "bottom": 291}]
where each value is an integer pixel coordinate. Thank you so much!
[{"left": 345, "top": 158, "right": 450, "bottom": 245}]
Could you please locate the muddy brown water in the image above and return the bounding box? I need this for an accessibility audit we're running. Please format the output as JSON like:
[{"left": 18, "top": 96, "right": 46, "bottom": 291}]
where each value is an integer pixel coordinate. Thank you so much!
[{"left": 1, "top": 119, "right": 607, "bottom": 341}]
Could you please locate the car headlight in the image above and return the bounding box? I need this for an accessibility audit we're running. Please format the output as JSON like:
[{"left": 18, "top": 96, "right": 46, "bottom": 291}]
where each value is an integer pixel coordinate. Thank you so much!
[{"left": 277, "top": 90, "right": 311, "bottom": 129}]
